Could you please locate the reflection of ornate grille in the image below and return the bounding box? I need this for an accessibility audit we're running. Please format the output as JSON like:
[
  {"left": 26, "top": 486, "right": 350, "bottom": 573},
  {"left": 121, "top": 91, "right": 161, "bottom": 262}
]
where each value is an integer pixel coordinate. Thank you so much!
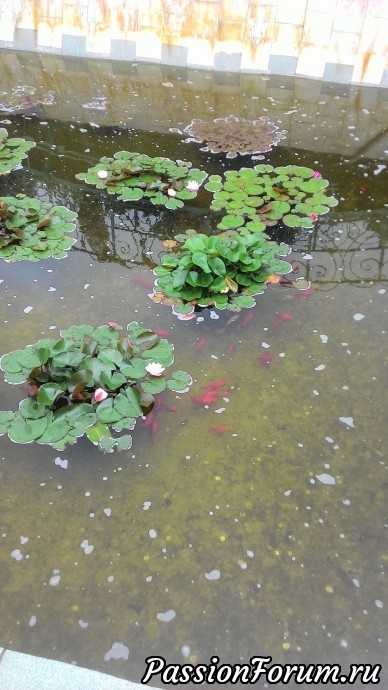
[{"left": 290, "top": 211, "right": 388, "bottom": 290}]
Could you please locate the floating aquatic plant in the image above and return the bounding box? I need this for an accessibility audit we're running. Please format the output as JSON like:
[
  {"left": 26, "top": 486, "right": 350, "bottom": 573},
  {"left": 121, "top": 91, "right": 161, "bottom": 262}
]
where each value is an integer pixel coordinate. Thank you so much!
[
  {"left": 205, "top": 164, "right": 338, "bottom": 230},
  {"left": 75, "top": 151, "right": 207, "bottom": 209},
  {"left": 0, "top": 323, "right": 192, "bottom": 453},
  {"left": 0, "top": 128, "right": 36, "bottom": 175},
  {"left": 180, "top": 115, "right": 286, "bottom": 158},
  {"left": 151, "top": 228, "right": 291, "bottom": 314},
  {"left": 0, "top": 195, "right": 77, "bottom": 262}
]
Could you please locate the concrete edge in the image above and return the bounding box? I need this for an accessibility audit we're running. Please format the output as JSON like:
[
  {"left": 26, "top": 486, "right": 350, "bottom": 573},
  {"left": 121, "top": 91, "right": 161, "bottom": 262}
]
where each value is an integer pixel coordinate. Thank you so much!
[{"left": 0, "top": 647, "right": 160, "bottom": 690}]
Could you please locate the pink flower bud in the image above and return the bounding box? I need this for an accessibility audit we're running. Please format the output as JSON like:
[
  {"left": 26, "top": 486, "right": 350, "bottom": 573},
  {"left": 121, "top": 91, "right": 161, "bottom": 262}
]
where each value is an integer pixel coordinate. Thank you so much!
[
  {"left": 312, "top": 171, "right": 322, "bottom": 178},
  {"left": 94, "top": 388, "right": 108, "bottom": 402},
  {"left": 309, "top": 213, "right": 318, "bottom": 221}
]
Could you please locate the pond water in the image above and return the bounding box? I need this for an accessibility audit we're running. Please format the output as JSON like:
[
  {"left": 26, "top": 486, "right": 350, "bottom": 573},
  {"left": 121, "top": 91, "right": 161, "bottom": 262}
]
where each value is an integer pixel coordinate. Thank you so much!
[{"left": 0, "top": 53, "right": 387, "bottom": 689}]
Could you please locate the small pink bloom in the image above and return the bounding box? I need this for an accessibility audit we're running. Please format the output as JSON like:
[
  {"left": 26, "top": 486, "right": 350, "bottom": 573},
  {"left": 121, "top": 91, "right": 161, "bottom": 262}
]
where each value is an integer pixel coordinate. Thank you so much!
[
  {"left": 145, "top": 362, "right": 165, "bottom": 376},
  {"left": 312, "top": 171, "right": 321, "bottom": 178},
  {"left": 97, "top": 170, "right": 108, "bottom": 179},
  {"left": 167, "top": 188, "right": 176, "bottom": 197},
  {"left": 309, "top": 213, "right": 318, "bottom": 221},
  {"left": 94, "top": 388, "right": 108, "bottom": 402},
  {"left": 186, "top": 180, "right": 200, "bottom": 192}
]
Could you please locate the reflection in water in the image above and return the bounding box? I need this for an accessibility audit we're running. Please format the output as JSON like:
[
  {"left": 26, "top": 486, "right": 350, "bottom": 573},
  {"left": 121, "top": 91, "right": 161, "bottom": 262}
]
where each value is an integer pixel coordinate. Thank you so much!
[{"left": 0, "top": 62, "right": 387, "bottom": 690}]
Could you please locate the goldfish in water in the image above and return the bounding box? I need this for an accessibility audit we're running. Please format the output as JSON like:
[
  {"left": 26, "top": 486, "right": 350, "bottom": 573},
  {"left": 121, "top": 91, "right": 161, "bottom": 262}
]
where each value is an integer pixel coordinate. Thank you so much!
[
  {"left": 210, "top": 425, "right": 228, "bottom": 435},
  {"left": 154, "top": 328, "right": 170, "bottom": 337},
  {"left": 277, "top": 312, "right": 293, "bottom": 322},
  {"left": 191, "top": 390, "right": 219, "bottom": 406},
  {"left": 195, "top": 338, "right": 207, "bottom": 352},
  {"left": 258, "top": 351, "right": 273, "bottom": 367}
]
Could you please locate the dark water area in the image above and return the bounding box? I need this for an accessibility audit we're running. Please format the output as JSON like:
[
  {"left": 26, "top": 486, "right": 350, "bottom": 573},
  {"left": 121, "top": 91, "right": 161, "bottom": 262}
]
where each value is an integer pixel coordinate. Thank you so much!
[{"left": 0, "top": 52, "right": 387, "bottom": 689}]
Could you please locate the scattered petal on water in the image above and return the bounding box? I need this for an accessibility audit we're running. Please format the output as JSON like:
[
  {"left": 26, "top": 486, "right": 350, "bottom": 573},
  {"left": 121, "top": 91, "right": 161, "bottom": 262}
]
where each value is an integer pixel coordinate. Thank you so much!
[
  {"left": 157, "top": 609, "right": 176, "bottom": 622},
  {"left": 54, "top": 456, "right": 68, "bottom": 469},
  {"left": 10, "top": 549, "right": 23, "bottom": 561},
  {"left": 315, "top": 473, "right": 336, "bottom": 485},
  {"left": 320, "top": 334, "right": 328, "bottom": 343},
  {"left": 339, "top": 416, "right": 355, "bottom": 428},
  {"left": 315, "top": 364, "right": 326, "bottom": 371},
  {"left": 104, "top": 642, "right": 130, "bottom": 661},
  {"left": 205, "top": 569, "right": 220, "bottom": 580},
  {"left": 23, "top": 306, "right": 33, "bottom": 313},
  {"left": 353, "top": 313, "right": 365, "bottom": 321}
]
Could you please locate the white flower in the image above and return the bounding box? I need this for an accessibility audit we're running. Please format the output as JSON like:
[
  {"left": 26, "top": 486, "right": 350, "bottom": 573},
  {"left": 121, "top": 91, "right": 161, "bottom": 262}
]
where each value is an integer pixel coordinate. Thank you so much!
[
  {"left": 186, "top": 180, "right": 200, "bottom": 192},
  {"left": 167, "top": 188, "right": 176, "bottom": 197},
  {"left": 97, "top": 170, "right": 108, "bottom": 179},
  {"left": 145, "top": 362, "right": 165, "bottom": 377},
  {"left": 94, "top": 388, "right": 108, "bottom": 402}
]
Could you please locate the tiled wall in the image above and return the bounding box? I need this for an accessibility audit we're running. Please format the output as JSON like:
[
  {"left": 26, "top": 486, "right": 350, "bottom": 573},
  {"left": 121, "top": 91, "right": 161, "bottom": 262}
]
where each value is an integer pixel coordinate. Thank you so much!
[{"left": 0, "top": 0, "right": 387, "bottom": 86}]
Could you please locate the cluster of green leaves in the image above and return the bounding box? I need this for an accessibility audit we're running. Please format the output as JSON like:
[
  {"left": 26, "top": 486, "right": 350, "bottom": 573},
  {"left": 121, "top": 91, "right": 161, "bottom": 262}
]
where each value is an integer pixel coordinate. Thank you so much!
[
  {"left": 75, "top": 151, "right": 207, "bottom": 209},
  {"left": 204, "top": 164, "right": 338, "bottom": 230},
  {"left": 0, "top": 323, "right": 192, "bottom": 452},
  {"left": 0, "top": 127, "right": 36, "bottom": 175},
  {"left": 0, "top": 195, "right": 77, "bottom": 262},
  {"left": 153, "top": 229, "right": 291, "bottom": 313}
]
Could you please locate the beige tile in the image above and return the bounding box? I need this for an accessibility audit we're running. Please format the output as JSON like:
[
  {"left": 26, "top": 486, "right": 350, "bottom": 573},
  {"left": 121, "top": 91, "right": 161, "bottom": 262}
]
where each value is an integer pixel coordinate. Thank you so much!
[
  {"left": 327, "top": 30, "right": 360, "bottom": 63},
  {"left": 273, "top": 22, "right": 303, "bottom": 57},
  {"left": 306, "top": 0, "right": 337, "bottom": 11},
  {"left": 241, "top": 42, "right": 270, "bottom": 71},
  {"left": 276, "top": 0, "right": 308, "bottom": 25},
  {"left": 352, "top": 53, "right": 386, "bottom": 84},
  {"left": 136, "top": 30, "right": 162, "bottom": 60},
  {"left": 0, "top": 13, "right": 15, "bottom": 42},
  {"left": 86, "top": 27, "right": 111, "bottom": 55},
  {"left": 186, "top": 38, "right": 215, "bottom": 67},
  {"left": 359, "top": 16, "right": 388, "bottom": 54},
  {"left": 37, "top": 22, "right": 63, "bottom": 50},
  {"left": 302, "top": 10, "right": 334, "bottom": 47},
  {"left": 333, "top": 0, "right": 369, "bottom": 33},
  {"left": 220, "top": 0, "right": 250, "bottom": 22},
  {"left": 297, "top": 46, "right": 326, "bottom": 78}
]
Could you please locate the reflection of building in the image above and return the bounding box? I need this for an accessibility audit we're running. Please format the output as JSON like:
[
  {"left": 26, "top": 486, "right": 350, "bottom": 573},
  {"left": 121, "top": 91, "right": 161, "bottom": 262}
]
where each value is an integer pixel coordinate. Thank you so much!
[{"left": 290, "top": 212, "right": 388, "bottom": 290}]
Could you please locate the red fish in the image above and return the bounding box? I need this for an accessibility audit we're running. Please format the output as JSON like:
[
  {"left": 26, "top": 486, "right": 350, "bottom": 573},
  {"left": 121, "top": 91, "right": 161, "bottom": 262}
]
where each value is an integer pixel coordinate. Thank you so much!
[
  {"left": 258, "top": 351, "right": 272, "bottom": 367},
  {"left": 277, "top": 312, "right": 293, "bottom": 322},
  {"left": 210, "top": 425, "right": 228, "bottom": 435},
  {"left": 191, "top": 390, "right": 218, "bottom": 406},
  {"left": 195, "top": 338, "right": 207, "bottom": 352},
  {"left": 151, "top": 419, "right": 159, "bottom": 437},
  {"left": 141, "top": 411, "right": 155, "bottom": 427},
  {"left": 130, "top": 276, "right": 153, "bottom": 288},
  {"left": 154, "top": 328, "right": 170, "bottom": 337},
  {"left": 240, "top": 311, "right": 253, "bottom": 327},
  {"left": 205, "top": 380, "right": 226, "bottom": 391}
]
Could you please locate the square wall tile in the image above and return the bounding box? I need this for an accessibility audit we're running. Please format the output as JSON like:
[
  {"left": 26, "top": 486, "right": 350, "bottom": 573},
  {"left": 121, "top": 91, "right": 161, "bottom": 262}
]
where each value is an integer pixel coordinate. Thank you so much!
[
  {"left": 110, "top": 38, "right": 136, "bottom": 60},
  {"left": 136, "top": 31, "right": 162, "bottom": 61},
  {"left": 14, "top": 28, "right": 37, "bottom": 50},
  {"left": 186, "top": 38, "right": 215, "bottom": 67},
  {"left": 62, "top": 34, "right": 87, "bottom": 56},
  {"left": 0, "top": 13, "right": 15, "bottom": 42},
  {"left": 323, "top": 61, "right": 354, "bottom": 83},
  {"left": 352, "top": 53, "right": 386, "bottom": 84},
  {"left": 37, "top": 22, "right": 63, "bottom": 50},
  {"left": 302, "top": 10, "right": 334, "bottom": 47},
  {"left": 268, "top": 54, "right": 298, "bottom": 75},
  {"left": 333, "top": 0, "right": 368, "bottom": 33},
  {"left": 297, "top": 46, "right": 325, "bottom": 78},
  {"left": 220, "top": 0, "right": 250, "bottom": 22},
  {"left": 276, "top": 0, "right": 308, "bottom": 25},
  {"left": 241, "top": 42, "right": 270, "bottom": 71},
  {"left": 273, "top": 23, "right": 303, "bottom": 57},
  {"left": 161, "top": 43, "right": 188, "bottom": 66},
  {"left": 214, "top": 51, "right": 242, "bottom": 71}
]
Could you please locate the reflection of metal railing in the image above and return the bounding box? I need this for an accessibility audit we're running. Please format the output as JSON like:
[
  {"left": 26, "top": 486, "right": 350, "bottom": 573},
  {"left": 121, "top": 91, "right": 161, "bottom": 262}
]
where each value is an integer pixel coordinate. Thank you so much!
[
  {"left": 290, "top": 211, "right": 388, "bottom": 290},
  {"left": 3, "top": 169, "right": 387, "bottom": 287}
]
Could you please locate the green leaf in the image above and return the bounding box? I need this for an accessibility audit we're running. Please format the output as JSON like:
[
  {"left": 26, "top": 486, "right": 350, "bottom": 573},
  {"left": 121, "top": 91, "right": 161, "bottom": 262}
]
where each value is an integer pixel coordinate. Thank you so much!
[
  {"left": 8, "top": 414, "right": 49, "bottom": 443},
  {"left": 85, "top": 422, "right": 110, "bottom": 446},
  {"left": 141, "top": 377, "right": 167, "bottom": 394},
  {"left": 96, "top": 398, "right": 122, "bottom": 424},
  {"left": 0, "top": 410, "right": 15, "bottom": 435},
  {"left": 208, "top": 256, "right": 226, "bottom": 276},
  {"left": 192, "top": 252, "right": 210, "bottom": 273},
  {"left": 18, "top": 398, "right": 48, "bottom": 419},
  {"left": 37, "top": 383, "right": 65, "bottom": 406},
  {"left": 166, "top": 370, "right": 193, "bottom": 392},
  {"left": 117, "top": 387, "right": 143, "bottom": 417},
  {"left": 100, "top": 371, "right": 127, "bottom": 391}
]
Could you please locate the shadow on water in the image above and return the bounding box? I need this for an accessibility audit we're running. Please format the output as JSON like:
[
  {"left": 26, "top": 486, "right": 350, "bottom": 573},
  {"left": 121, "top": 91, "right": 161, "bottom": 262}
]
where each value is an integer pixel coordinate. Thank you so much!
[{"left": 0, "top": 53, "right": 387, "bottom": 689}]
